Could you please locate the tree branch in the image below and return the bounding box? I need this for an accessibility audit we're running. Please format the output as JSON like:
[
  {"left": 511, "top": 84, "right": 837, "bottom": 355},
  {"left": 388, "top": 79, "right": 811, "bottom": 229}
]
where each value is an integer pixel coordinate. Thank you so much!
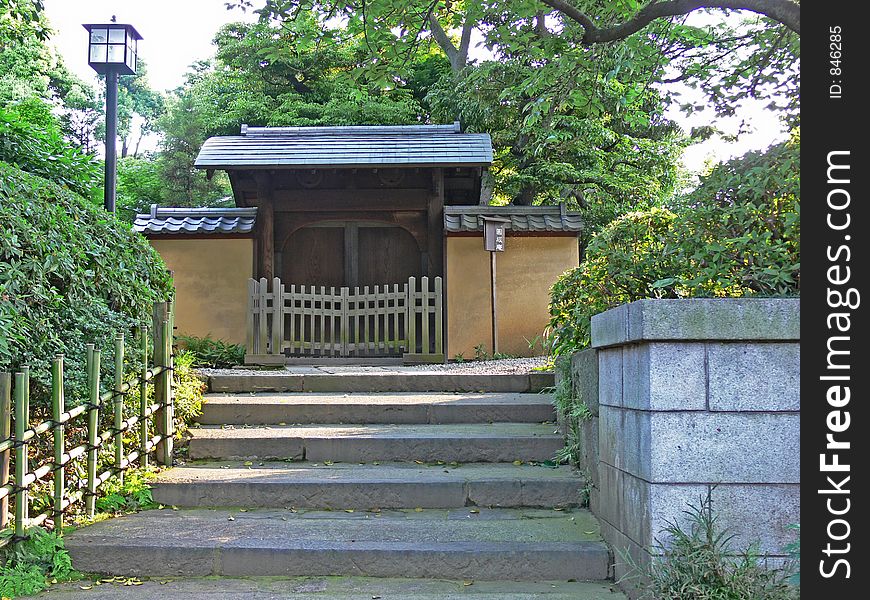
[
  {"left": 428, "top": 14, "right": 460, "bottom": 67},
  {"left": 540, "top": 0, "right": 800, "bottom": 40}
]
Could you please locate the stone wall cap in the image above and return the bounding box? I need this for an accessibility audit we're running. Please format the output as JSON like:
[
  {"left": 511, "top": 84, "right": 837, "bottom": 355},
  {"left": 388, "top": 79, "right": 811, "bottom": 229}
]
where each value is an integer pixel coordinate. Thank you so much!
[{"left": 590, "top": 298, "right": 800, "bottom": 348}]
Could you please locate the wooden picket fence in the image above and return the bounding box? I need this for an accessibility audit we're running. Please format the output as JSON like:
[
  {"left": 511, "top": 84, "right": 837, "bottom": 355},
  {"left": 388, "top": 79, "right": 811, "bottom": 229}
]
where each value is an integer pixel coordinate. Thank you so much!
[
  {"left": 0, "top": 301, "right": 175, "bottom": 547},
  {"left": 246, "top": 276, "right": 444, "bottom": 363}
]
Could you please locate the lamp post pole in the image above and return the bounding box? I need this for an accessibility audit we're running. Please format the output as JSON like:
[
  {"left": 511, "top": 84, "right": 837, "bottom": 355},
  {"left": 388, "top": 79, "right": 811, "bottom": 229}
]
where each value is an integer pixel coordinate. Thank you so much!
[
  {"left": 84, "top": 21, "right": 141, "bottom": 213},
  {"left": 104, "top": 69, "right": 119, "bottom": 213}
]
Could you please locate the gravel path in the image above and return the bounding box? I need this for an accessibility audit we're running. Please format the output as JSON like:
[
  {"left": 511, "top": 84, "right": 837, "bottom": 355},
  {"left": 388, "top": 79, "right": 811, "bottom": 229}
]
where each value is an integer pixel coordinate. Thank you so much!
[{"left": 197, "top": 357, "right": 552, "bottom": 377}]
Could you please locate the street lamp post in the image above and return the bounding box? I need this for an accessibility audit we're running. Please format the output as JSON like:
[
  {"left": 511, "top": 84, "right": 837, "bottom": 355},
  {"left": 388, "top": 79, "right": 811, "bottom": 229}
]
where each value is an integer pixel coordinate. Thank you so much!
[{"left": 83, "top": 22, "right": 142, "bottom": 213}]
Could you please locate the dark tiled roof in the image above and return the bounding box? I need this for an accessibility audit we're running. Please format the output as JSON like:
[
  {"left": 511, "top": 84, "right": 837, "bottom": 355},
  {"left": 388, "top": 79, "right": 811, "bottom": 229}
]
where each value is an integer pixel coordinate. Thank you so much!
[
  {"left": 444, "top": 206, "right": 583, "bottom": 234},
  {"left": 195, "top": 122, "right": 493, "bottom": 170},
  {"left": 133, "top": 205, "right": 257, "bottom": 235}
]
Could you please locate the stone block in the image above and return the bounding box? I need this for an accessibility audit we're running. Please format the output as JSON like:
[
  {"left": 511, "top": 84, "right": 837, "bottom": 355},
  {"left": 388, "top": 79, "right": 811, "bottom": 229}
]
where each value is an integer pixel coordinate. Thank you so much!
[
  {"left": 708, "top": 343, "right": 800, "bottom": 411},
  {"left": 591, "top": 298, "right": 800, "bottom": 348},
  {"left": 710, "top": 484, "right": 800, "bottom": 555},
  {"left": 597, "top": 405, "right": 623, "bottom": 471},
  {"left": 577, "top": 417, "right": 599, "bottom": 487},
  {"left": 623, "top": 343, "right": 706, "bottom": 411},
  {"left": 598, "top": 348, "right": 623, "bottom": 407},
  {"left": 645, "top": 412, "right": 800, "bottom": 483},
  {"left": 590, "top": 303, "right": 629, "bottom": 348},
  {"left": 595, "top": 462, "right": 622, "bottom": 532},
  {"left": 571, "top": 348, "right": 600, "bottom": 415}
]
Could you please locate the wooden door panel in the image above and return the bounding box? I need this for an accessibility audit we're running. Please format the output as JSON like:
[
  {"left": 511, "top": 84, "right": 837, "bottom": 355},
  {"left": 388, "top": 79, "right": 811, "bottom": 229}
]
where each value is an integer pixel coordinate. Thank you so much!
[
  {"left": 358, "top": 227, "right": 421, "bottom": 287},
  {"left": 282, "top": 227, "right": 344, "bottom": 288}
]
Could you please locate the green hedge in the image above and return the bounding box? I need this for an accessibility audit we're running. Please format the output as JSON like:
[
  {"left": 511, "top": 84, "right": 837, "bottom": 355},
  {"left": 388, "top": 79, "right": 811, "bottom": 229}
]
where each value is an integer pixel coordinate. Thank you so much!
[
  {"left": 548, "top": 136, "right": 800, "bottom": 357},
  {"left": 0, "top": 162, "right": 174, "bottom": 407}
]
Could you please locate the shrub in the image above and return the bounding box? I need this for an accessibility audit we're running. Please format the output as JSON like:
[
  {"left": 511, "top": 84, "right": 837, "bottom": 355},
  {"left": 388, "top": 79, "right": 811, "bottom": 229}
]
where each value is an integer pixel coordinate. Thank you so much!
[
  {"left": 177, "top": 334, "right": 245, "bottom": 369},
  {"left": 0, "top": 100, "right": 101, "bottom": 200},
  {"left": 172, "top": 349, "right": 206, "bottom": 435},
  {"left": 0, "top": 162, "right": 174, "bottom": 408},
  {"left": 0, "top": 527, "right": 79, "bottom": 598},
  {"left": 547, "top": 137, "right": 800, "bottom": 356},
  {"left": 621, "top": 493, "right": 799, "bottom": 599},
  {"left": 548, "top": 208, "right": 681, "bottom": 355}
]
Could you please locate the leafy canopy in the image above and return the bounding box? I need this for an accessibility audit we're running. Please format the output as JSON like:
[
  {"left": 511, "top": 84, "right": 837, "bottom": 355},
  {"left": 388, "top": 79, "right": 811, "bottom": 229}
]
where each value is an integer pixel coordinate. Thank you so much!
[{"left": 548, "top": 134, "right": 799, "bottom": 356}]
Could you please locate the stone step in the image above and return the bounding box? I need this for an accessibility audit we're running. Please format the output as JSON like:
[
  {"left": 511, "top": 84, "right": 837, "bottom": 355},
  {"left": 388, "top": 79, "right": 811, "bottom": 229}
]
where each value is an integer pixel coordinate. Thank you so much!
[
  {"left": 187, "top": 423, "right": 564, "bottom": 462},
  {"left": 64, "top": 507, "right": 611, "bottom": 581},
  {"left": 198, "top": 392, "right": 556, "bottom": 425},
  {"left": 151, "top": 461, "right": 582, "bottom": 509},
  {"left": 39, "top": 576, "right": 627, "bottom": 599},
  {"left": 206, "top": 372, "right": 554, "bottom": 394}
]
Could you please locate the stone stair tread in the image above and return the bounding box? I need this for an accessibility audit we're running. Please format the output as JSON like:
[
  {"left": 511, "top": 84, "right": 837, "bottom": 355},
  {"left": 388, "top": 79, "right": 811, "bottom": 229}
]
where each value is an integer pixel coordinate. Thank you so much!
[
  {"left": 207, "top": 372, "right": 554, "bottom": 394},
  {"left": 35, "top": 576, "right": 627, "bottom": 599},
  {"left": 151, "top": 461, "right": 583, "bottom": 509},
  {"left": 190, "top": 422, "right": 562, "bottom": 439},
  {"left": 198, "top": 392, "right": 556, "bottom": 425},
  {"left": 203, "top": 392, "right": 555, "bottom": 405},
  {"left": 157, "top": 460, "right": 577, "bottom": 484},
  {"left": 65, "top": 508, "right": 610, "bottom": 580},
  {"left": 67, "top": 507, "right": 603, "bottom": 544}
]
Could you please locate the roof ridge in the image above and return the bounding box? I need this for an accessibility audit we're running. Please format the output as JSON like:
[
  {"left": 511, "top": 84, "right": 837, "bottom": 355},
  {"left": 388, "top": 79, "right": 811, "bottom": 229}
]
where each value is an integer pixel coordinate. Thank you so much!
[
  {"left": 241, "top": 122, "right": 462, "bottom": 136},
  {"left": 137, "top": 205, "right": 258, "bottom": 220}
]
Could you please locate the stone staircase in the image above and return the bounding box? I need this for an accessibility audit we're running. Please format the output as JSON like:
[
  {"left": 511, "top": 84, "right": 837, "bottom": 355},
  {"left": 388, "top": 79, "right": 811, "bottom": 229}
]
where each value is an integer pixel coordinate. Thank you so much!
[{"left": 64, "top": 372, "right": 620, "bottom": 594}]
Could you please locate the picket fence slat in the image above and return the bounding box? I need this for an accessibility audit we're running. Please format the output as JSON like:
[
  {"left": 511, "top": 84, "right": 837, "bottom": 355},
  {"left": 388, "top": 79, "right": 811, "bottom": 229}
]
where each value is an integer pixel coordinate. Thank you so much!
[{"left": 246, "top": 276, "right": 443, "bottom": 360}]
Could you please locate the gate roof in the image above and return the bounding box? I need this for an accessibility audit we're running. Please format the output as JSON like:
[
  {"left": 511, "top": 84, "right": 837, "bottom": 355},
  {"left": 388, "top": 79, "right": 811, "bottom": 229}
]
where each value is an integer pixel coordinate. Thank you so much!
[{"left": 195, "top": 122, "right": 492, "bottom": 170}]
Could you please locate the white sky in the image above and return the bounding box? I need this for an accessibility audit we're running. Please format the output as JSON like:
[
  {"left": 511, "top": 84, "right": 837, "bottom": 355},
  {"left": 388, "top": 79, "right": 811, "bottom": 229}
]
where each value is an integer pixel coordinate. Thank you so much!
[{"left": 42, "top": 0, "right": 788, "bottom": 174}]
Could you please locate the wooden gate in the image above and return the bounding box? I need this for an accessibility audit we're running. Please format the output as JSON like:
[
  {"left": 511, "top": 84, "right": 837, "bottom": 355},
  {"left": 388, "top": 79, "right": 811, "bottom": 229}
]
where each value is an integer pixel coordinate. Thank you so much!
[{"left": 246, "top": 276, "right": 443, "bottom": 364}]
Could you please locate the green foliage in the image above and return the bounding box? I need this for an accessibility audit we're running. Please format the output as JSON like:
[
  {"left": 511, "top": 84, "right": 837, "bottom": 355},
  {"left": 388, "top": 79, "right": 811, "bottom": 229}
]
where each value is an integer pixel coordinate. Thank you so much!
[
  {"left": 548, "top": 208, "right": 680, "bottom": 355},
  {"left": 548, "top": 137, "right": 800, "bottom": 356},
  {"left": 427, "top": 51, "right": 686, "bottom": 226},
  {"left": 0, "top": 162, "right": 174, "bottom": 407},
  {"left": 0, "top": 0, "right": 48, "bottom": 46},
  {"left": 551, "top": 357, "right": 591, "bottom": 466},
  {"left": 115, "top": 154, "right": 167, "bottom": 223},
  {"left": 172, "top": 350, "right": 206, "bottom": 434},
  {"left": 96, "top": 467, "right": 159, "bottom": 514},
  {"left": 784, "top": 524, "right": 800, "bottom": 586},
  {"left": 0, "top": 527, "right": 79, "bottom": 598},
  {"left": 0, "top": 102, "right": 101, "bottom": 199},
  {"left": 177, "top": 335, "right": 245, "bottom": 369},
  {"left": 621, "top": 493, "right": 799, "bottom": 599},
  {"left": 668, "top": 132, "right": 800, "bottom": 295}
]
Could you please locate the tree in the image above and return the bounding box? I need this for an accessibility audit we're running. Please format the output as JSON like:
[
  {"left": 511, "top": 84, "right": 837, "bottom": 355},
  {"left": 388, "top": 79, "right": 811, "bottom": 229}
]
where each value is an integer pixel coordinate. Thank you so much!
[
  {"left": 117, "top": 60, "right": 166, "bottom": 158},
  {"left": 235, "top": 1, "right": 799, "bottom": 127},
  {"left": 0, "top": 0, "right": 48, "bottom": 44},
  {"left": 155, "top": 17, "right": 445, "bottom": 206}
]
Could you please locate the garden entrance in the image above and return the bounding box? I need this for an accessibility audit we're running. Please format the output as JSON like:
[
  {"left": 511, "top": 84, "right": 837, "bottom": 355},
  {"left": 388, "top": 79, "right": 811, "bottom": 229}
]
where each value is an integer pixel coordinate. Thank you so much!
[{"left": 245, "top": 276, "right": 443, "bottom": 363}]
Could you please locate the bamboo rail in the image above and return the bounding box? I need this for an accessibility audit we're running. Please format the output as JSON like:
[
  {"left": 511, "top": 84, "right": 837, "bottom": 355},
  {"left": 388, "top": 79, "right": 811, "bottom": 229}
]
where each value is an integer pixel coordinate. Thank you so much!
[{"left": 0, "top": 301, "right": 175, "bottom": 548}]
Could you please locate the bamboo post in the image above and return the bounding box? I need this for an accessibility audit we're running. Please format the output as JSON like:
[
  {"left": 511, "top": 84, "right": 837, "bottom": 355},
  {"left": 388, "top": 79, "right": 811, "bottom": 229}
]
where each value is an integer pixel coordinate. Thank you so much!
[
  {"left": 21, "top": 365, "right": 29, "bottom": 523},
  {"left": 154, "top": 302, "right": 174, "bottom": 465},
  {"left": 14, "top": 370, "right": 28, "bottom": 538},
  {"left": 85, "top": 344, "right": 100, "bottom": 518},
  {"left": 52, "top": 356, "right": 65, "bottom": 531},
  {"left": 113, "top": 333, "right": 125, "bottom": 484},
  {"left": 139, "top": 325, "right": 149, "bottom": 469},
  {"left": 0, "top": 372, "right": 11, "bottom": 529},
  {"left": 167, "top": 300, "right": 175, "bottom": 460}
]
